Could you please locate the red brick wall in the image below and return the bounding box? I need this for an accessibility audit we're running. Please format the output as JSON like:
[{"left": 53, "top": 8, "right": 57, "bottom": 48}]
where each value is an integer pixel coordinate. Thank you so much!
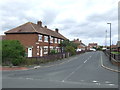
[
  {"left": 6, "top": 34, "right": 38, "bottom": 57},
  {"left": 6, "top": 33, "right": 61, "bottom": 57}
]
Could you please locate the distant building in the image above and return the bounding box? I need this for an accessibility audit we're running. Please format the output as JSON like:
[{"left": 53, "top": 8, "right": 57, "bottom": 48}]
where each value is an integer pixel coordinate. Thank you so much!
[
  {"left": 0, "top": 35, "right": 6, "bottom": 40},
  {"left": 111, "top": 44, "right": 117, "bottom": 51},
  {"left": 116, "top": 41, "right": 120, "bottom": 52},
  {"left": 72, "top": 39, "right": 86, "bottom": 51},
  {"left": 4, "top": 21, "right": 67, "bottom": 57},
  {"left": 87, "top": 43, "right": 98, "bottom": 50}
]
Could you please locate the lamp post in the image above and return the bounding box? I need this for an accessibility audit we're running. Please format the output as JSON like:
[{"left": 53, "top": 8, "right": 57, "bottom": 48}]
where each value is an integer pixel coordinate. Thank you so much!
[{"left": 107, "top": 23, "right": 111, "bottom": 61}]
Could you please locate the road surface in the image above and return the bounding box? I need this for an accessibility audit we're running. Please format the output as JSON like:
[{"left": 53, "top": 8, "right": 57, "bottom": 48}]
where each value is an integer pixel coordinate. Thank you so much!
[{"left": 2, "top": 51, "right": 119, "bottom": 88}]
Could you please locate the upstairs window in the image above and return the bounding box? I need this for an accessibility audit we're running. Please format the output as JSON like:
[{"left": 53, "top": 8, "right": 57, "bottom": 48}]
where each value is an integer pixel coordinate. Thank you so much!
[
  {"left": 58, "top": 39, "right": 61, "bottom": 44},
  {"left": 54, "top": 38, "right": 57, "bottom": 43},
  {"left": 44, "top": 36, "right": 48, "bottom": 42},
  {"left": 38, "top": 35, "right": 42, "bottom": 42},
  {"left": 50, "top": 36, "right": 53, "bottom": 43}
]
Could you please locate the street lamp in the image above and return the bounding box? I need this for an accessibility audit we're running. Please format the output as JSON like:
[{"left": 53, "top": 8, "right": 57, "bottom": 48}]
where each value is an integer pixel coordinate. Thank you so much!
[{"left": 107, "top": 23, "right": 111, "bottom": 61}]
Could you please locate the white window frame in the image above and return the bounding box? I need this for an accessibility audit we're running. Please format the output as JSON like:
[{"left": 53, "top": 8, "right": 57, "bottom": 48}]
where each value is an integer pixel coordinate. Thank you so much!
[
  {"left": 43, "top": 46, "right": 48, "bottom": 54},
  {"left": 58, "top": 39, "right": 61, "bottom": 44},
  {"left": 50, "top": 36, "right": 53, "bottom": 43},
  {"left": 44, "top": 36, "right": 48, "bottom": 42},
  {"left": 38, "top": 34, "right": 42, "bottom": 42},
  {"left": 54, "top": 38, "right": 57, "bottom": 43}
]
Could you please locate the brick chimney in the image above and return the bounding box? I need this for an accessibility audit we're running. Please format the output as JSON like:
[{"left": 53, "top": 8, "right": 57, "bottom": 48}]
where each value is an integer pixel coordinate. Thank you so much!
[
  {"left": 37, "top": 21, "right": 42, "bottom": 27},
  {"left": 77, "top": 38, "right": 79, "bottom": 41},
  {"left": 55, "top": 28, "right": 59, "bottom": 33},
  {"left": 44, "top": 26, "right": 47, "bottom": 28}
]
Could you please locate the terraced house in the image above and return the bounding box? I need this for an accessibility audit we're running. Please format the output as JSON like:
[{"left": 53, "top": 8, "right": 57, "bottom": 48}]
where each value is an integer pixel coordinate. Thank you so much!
[{"left": 4, "top": 21, "right": 67, "bottom": 57}]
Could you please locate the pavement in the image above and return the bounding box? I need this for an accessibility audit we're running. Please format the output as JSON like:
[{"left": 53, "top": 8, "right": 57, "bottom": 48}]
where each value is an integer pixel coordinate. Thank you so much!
[
  {"left": 100, "top": 52, "right": 120, "bottom": 73},
  {"left": 1, "top": 51, "right": 119, "bottom": 73}
]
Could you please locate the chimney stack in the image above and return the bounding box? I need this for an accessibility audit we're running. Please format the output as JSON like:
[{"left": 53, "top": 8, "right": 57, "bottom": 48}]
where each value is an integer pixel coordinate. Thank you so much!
[
  {"left": 37, "top": 21, "right": 42, "bottom": 27},
  {"left": 55, "top": 28, "right": 59, "bottom": 33},
  {"left": 44, "top": 26, "right": 47, "bottom": 28}
]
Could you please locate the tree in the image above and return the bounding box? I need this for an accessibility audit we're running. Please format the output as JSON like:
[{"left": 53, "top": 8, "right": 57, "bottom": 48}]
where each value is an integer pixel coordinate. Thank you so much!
[
  {"left": 2, "top": 40, "right": 25, "bottom": 66},
  {"left": 60, "top": 40, "right": 78, "bottom": 55},
  {"left": 65, "top": 46, "right": 76, "bottom": 55}
]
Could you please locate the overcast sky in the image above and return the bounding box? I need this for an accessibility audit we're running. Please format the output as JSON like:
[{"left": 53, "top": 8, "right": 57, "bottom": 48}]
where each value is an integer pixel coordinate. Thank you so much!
[{"left": 0, "top": 0, "right": 119, "bottom": 45}]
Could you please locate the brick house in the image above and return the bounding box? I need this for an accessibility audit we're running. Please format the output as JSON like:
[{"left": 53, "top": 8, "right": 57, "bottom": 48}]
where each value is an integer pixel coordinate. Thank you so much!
[
  {"left": 4, "top": 21, "right": 67, "bottom": 57},
  {"left": 87, "top": 43, "right": 98, "bottom": 50},
  {"left": 72, "top": 39, "right": 86, "bottom": 51}
]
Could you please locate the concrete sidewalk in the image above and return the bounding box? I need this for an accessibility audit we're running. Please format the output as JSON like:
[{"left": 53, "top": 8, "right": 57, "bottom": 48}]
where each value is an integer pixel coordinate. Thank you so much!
[{"left": 101, "top": 52, "right": 120, "bottom": 73}]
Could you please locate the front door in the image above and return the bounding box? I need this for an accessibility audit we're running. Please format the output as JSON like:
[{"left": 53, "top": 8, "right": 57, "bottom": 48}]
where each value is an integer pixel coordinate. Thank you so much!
[
  {"left": 40, "top": 47, "right": 43, "bottom": 57},
  {"left": 28, "top": 48, "right": 32, "bottom": 57}
]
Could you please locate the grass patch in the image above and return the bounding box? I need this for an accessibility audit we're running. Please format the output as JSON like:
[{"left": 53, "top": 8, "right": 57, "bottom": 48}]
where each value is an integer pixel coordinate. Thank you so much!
[{"left": 111, "top": 52, "right": 120, "bottom": 54}]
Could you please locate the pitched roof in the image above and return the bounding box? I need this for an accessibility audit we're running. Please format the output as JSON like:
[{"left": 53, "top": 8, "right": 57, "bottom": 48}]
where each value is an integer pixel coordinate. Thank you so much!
[
  {"left": 88, "top": 43, "right": 98, "bottom": 46},
  {"left": 5, "top": 22, "right": 67, "bottom": 40}
]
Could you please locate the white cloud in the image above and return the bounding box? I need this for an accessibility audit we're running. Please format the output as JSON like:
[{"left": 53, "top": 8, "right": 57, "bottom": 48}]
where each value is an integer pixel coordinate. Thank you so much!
[{"left": 0, "top": 0, "right": 119, "bottom": 45}]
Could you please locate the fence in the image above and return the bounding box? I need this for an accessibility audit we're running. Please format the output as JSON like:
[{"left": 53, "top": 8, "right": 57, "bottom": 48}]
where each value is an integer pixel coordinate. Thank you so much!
[{"left": 25, "top": 51, "right": 85, "bottom": 65}]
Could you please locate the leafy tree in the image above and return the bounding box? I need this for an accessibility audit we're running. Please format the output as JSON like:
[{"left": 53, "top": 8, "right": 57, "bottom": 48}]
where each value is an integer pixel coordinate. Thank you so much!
[
  {"left": 60, "top": 40, "right": 78, "bottom": 55},
  {"left": 2, "top": 40, "right": 25, "bottom": 66},
  {"left": 65, "top": 46, "right": 76, "bottom": 55}
]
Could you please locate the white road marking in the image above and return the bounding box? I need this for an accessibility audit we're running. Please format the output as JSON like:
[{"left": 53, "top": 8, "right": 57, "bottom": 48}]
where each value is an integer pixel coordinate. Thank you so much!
[
  {"left": 108, "top": 84, "right": 115, "bottom": 86},
  {"left": 84, "top": 60, "right": 88, "bottom": 63},
  {"left": 105, "top": 81, "right": 111, "bottom": 84},
  {"left": 92, "top": 80, "right": 99, "bottom": 83},
  {"left": 62, "top": 55, "right": 92, "bottom": 82},
  {"left": 26, "top": 78, "right": 33, "bottom": 80}
]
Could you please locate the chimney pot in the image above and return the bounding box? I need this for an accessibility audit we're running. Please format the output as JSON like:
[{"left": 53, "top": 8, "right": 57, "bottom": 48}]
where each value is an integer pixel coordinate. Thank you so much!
[
  {"left": 55, "top": 28, "right": 59, "bottom": 33},
  {"left": 44, "top": 26, "right": 47, "bottom": 28},
  {"left": 37, "top": 21, "right": 42, "bottom": 27}
]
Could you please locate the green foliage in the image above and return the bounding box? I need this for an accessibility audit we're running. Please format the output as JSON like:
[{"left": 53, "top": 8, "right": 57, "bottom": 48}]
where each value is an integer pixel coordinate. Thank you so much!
[
  {"left": 50, "top": 49, "right": 57, "bottom": 54},
  {"left": 60, "top": 40, "right": 78, "bottom": 49},
  {"left": 96, "top": 46, "right": 103, "bottom": 51},
  {"left": 65, "top": 46, "right": 76, "bottom": 55},
  {"left": 2, "top": 40, "right": 25, "bottom": 66},
  {"left": 60, "top": 40, "right": 78, "bottom": 55}
]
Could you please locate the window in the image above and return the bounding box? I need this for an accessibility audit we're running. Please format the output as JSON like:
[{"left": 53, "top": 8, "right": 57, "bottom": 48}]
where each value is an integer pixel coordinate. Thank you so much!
[
  {"left": 54, "top": 38, "right": 57, "bottom": 43},
  {"left": 61, "top": 40, "right": 64, "bottom": 42},
  {"left": 50, "top": 36, "right": 53, "bottom": 43},
  {"left": 58, "top": 39, "right": 61, "bottom": 44},
  {"left": 44, "top": 36, "right": 48, "bottom": 42},
  {"left": 43, "top": 46, "right": 48, "bottom": 54},
  {"left": 38, "top": 35, "right": 42, "bottom": 42}
]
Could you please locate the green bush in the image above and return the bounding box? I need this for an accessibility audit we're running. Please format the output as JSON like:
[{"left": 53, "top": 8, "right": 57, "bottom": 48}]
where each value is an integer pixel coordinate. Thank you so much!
[
  {"left": 2, "top": 40, "right": 25, "bottom": 66},
  {"left": 50, "top": 49, "right": 57, "bottom": 54},
  {"left": 65, "top": 46, "right": 76, "bottom": 55}
]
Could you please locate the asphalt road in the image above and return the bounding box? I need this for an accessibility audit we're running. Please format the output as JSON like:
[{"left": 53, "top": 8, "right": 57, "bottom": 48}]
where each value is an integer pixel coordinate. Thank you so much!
[{"left": 2, "top": 51, "right": 119, "bottom": 88}]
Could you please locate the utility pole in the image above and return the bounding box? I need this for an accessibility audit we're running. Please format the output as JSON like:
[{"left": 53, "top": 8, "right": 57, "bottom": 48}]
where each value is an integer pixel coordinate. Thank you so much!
[
  {"left": 107, "top": 23, "right": 111, "bottom": 61},
  {"left": 105, "top": 30, "right": 107, "bottom": 48}
]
